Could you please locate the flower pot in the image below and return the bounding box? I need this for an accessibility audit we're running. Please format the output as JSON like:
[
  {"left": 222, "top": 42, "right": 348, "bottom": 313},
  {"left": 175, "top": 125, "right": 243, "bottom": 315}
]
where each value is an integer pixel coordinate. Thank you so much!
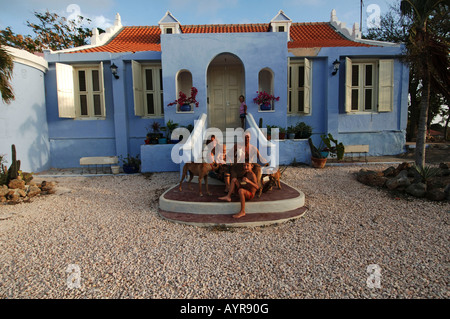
[
  {"left": 279, "top": 132, "right": 286, "bottom": 140},
  {"left": 260, "top": 104, "right": 272, "bottom": 111},
  {"left": 158, "top": 137, "right": 167, "bottom": 144},
  {"left": 288, "top": 133, "right": 296, "bottom": 139},
  {"left": 180, "top": 104, "right": 191, "bottom": 112},
  {"left": 311, "top": 157, "right": 327, "bottom": 169},
  {"left": 111, "top": 165, "right": 120, "bottom": 174}
]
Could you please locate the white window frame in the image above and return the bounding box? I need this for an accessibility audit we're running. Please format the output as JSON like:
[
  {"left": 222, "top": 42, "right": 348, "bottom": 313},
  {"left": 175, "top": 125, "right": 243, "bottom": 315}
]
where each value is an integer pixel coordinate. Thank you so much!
[
  {"left": 345, "top": 58, "right": 394, "bottom": 113},
  {"left": 73, "top": 64, "right": 106, "bottom": 118},
  {"left": 132, "top": 61, "right": 164, "bottom": 118},
  {"left": 55, "top": 62, "right": 105, "bottom": 119},
  {"left": 287, "top": 58, "right": 311, "bottom": 115}
]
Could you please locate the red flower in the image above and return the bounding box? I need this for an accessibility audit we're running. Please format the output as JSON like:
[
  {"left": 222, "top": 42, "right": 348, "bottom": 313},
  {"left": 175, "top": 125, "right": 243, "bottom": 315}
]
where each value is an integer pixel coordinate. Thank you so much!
[
  {"left": 168, "top": 87, "right": 200, "bottom": 107},
  {"left": 253, "top": 91, "right": 280, "bottom": 106}
]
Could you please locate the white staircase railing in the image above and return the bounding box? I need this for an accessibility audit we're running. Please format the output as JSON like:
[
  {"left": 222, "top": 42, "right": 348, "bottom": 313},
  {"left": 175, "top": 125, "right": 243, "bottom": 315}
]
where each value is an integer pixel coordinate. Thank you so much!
[{"left": 245, "top": 113, "right": 278, "bottom": 172}]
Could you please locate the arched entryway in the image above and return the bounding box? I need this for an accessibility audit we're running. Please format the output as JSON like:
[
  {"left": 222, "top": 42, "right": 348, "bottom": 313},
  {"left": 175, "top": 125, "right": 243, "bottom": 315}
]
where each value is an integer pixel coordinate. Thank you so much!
[{"left": 207, "top": 53, "right": 245, "bottom": 132}]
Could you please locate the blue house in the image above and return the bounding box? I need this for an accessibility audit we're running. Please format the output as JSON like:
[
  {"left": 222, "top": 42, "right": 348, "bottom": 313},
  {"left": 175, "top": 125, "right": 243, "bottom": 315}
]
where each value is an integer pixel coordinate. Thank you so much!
[{"left": 38, "top": 9, "right": 409, "bottom": 172}]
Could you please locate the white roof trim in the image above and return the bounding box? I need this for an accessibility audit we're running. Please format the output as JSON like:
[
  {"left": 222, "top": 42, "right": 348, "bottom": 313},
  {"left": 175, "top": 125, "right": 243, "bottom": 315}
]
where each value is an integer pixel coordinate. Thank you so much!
[
  {"left": 5, "top": 46, "right": 48, "bottom": 72},
  {"left": 158, "top": 11, "right": 180, "bottom": 25},
  {"left": 271, "top": 10, "right": 292, "bottom": 22},
  {"left": 329, "top": 9, "right": 400, "bottom": 47}
]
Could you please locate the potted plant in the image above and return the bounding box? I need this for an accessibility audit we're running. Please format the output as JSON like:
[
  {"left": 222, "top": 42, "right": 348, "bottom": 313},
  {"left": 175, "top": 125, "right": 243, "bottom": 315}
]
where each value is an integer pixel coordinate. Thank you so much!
[
  {"left": 166, "top": 119, "right": 179, "bottom": 143},
  {"left": 167, "top": 87, "right": 199, "bottom": 112},
  {"left": 120, "top": 154, "right": 141, "bottom": 174},
  {"left": 287, "top": 126, "right": 296, "bottom": 139},
  {"left": 145, "top": 121, "right": 162, "bottom": 144},
  {"left": 279, "top": 127, "right": 286, "bottom": 140},
  {"left": 253, "top": 91, "right": 280, "bottom": 111},
  {"left": 308, "top": 138, "right": 329, "bottom": 168},
  {"left": 321, "top": 133, "right": 345, "bottom": 161},
  {"left": 295, "top": 122, "right": 312, "bottom": 139}
]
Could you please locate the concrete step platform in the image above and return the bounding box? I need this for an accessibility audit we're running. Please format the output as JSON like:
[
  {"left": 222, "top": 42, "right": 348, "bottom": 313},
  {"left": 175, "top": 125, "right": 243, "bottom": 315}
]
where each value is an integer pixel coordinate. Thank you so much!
[{"left": 158, "top": 180, "right": 307, "bottom": 227}]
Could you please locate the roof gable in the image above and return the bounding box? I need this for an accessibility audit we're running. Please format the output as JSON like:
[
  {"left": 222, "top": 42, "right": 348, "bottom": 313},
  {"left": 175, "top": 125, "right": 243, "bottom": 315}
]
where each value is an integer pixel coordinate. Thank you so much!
[{"left": 271, "top": 10, "right": 292, "bottom": 22}]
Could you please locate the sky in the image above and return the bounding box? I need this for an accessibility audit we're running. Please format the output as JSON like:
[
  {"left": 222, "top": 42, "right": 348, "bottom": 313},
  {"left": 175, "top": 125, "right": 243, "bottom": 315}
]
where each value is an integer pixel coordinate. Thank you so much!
[{"left": 0, "top": 0, "right": 395, "bottom": 36}]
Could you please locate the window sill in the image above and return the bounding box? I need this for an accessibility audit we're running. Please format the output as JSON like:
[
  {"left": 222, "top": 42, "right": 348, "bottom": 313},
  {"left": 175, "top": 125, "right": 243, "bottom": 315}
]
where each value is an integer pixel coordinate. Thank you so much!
[
  {"left": 74, "top": 117, "right": 106, "bottom": 120},
  {"left": 141, "top": 115, "right": 164, "bottom": 119}
]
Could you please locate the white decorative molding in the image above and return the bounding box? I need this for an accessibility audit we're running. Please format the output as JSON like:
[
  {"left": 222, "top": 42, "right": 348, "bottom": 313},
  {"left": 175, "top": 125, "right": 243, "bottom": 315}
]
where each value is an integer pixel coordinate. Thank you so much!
[
  {"left": 329, "top": 9, "right": 361, "bottom": 40},
  {"left": 270, "top": 10, "right": 292, "bottom": 41},
  {"left": 5, "top": 46, "right": 48, "bottom": 72},
  {"left": 91, "top": 13, "right": 122, "bottom": 46},
  {"left": 158, "top": 11, "right": 181, "bottom": 34}
]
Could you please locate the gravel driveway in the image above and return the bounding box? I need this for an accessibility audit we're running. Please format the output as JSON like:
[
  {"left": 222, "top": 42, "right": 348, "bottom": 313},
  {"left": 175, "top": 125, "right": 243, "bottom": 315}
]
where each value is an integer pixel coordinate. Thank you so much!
[{"left": 0, "top": 165, "right": 448, "bottom": 299}]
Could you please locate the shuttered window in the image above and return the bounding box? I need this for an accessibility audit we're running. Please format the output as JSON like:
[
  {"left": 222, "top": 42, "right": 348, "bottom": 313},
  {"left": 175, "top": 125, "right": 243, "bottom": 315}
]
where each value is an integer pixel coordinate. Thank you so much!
[
  {"left": 132, "top": 61, "right": 164, "bottom": 117},
  {"left": 288, "top": 58, "right": 311, "bottom": 115},
  {"left": 345, "top": 58, "right": 394, "bottom": 113},
  {"left": 55, "top": 62, "right": 105, "bottom": 119}
]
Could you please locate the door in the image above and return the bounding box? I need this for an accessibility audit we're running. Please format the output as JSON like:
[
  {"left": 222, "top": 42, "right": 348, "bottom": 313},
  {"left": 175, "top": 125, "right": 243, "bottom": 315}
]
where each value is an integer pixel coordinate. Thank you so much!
[{"left": 208, "top": 65, "right": 242, "bottom": 132}]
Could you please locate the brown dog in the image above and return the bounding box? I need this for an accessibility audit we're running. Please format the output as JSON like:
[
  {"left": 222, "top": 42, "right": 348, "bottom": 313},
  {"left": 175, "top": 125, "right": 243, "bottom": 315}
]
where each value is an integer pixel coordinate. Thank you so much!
[
  {"left": 262, "top": 166, "right": 287, "bottom": 193},
  {"left": 179, "top": 162, "right": 217, "bottom": 196}
]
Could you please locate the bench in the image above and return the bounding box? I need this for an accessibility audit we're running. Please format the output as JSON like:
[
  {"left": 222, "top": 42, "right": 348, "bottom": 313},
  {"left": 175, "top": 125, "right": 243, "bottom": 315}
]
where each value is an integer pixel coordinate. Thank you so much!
[
  {"left": 80, "top": 156, "right": 118, "bottom": 174},
  {"left": 343, "top": 145, "right": 369, "bottom": 163}
]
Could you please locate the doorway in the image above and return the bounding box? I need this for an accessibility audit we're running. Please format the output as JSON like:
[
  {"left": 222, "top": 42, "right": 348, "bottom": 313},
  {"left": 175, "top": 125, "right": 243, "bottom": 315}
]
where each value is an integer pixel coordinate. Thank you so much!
[{"left": 207, "top": 53, "right": 245, "bottom": 132}]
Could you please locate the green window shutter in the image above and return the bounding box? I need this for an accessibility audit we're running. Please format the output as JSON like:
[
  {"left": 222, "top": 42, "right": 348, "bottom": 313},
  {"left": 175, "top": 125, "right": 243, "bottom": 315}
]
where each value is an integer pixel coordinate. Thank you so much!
[
  {"left": 55, "top": 63, "right": 76, "bottom": 118},
  {"left": 378, "top": 59, "right": 394, "bottom": 112},
  {"left": 344, "top": 57, "right": 352, "bottom": 113},
  {"left": 132, "top": 60, "right": 144, "bottom": 116},
  {"left": 303, "top": 58, "right": 312, "bottom": 114}
]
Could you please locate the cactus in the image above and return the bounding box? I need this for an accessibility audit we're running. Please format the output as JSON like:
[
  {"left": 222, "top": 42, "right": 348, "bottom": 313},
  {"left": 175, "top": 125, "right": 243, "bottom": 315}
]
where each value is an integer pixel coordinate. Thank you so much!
[{"left": 7, "top": 144, "right": 20, "bottom": 183}]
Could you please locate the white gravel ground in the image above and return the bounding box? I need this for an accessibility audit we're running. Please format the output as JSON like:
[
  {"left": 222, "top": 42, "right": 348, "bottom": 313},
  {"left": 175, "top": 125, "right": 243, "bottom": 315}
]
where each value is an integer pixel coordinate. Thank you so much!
[{"left": 0, "top": 165, "right": 448, "bottom": 299}]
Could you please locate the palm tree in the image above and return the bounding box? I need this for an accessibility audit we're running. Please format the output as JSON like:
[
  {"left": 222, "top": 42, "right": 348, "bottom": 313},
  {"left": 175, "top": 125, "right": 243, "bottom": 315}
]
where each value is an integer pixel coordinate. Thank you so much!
[
  {"left": 400, "top": 0, "right": 449, "bottom": 167},
  {"left": 0, "top": 45, "right": 14, "bottom": 104}
]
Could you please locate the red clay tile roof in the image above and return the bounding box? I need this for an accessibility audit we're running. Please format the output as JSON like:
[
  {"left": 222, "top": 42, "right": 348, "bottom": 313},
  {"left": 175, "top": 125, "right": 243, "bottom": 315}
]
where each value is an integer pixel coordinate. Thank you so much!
[
  {"left": 289, "top": 23, "right": 372, "bottom": 48},
  {"left": 70, "top": 22, "right": 373, "bottom": 53},
  {"left": 181, "top": 23, "right": 270, "bottom": 34},
  {"left": 74, "top": 26, "right": 161, "bottom": 53}
]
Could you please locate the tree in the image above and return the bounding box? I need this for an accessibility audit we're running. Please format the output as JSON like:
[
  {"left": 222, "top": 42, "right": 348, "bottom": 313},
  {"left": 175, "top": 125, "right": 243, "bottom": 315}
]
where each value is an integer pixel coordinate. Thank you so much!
[
  {"left": 0, "top": 45, "right": 14, "bottom": 104},
  {"left": 365, "top": 1, "right": 449, "bottom": 143},
  {"left": 0, "top": 10, "right": 101, "bottom": 53},
  {"left": 400, "top": 0, "right": 449, "bottom": 167}
]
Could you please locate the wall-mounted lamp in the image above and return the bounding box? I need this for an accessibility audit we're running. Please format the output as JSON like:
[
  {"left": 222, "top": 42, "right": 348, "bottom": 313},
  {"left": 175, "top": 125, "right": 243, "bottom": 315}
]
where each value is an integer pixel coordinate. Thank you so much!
[
  {"left": 110, "top": 63, "right": 119, "bottom": 79},
  {"left": 332, "top": 59, "right": 341, "bottom": 76}
]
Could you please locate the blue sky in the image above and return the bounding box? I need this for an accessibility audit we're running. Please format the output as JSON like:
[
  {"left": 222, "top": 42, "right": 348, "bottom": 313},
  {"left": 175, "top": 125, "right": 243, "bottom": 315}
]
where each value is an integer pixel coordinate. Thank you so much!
[{"left": 1, "top": 0, "right": 395, "bottom": 35}]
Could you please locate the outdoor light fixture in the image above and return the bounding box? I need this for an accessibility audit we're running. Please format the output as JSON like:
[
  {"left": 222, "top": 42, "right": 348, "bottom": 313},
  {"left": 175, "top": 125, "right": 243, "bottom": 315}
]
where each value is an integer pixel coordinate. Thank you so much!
[
  {"left": 332, "top": 59, "right": 341, "bottom": 76},
  {"left": 110, "top": 63, "right": 119, "bottom": 79}
]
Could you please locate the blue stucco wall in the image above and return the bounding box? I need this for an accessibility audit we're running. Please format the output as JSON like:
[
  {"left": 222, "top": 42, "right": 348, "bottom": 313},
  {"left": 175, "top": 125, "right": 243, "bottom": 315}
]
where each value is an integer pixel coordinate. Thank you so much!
[
  {"left": 287, "top": 45, "right": 409, "bottom": 156},
  {"left": 42, "top": 35, "right": 408, "bottom": 170},
  {"left": 160, "top": 32, "right": 288, "bottom": 129},
  {"left": 0, "top": 61, "right": 50, "bottom": 172}
]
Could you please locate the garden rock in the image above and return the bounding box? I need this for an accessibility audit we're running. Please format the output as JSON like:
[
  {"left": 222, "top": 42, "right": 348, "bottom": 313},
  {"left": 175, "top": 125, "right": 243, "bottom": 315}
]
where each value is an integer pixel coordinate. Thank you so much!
[
  {"left": 356, "top": 169, "right": 387, "bottom": 187},
  {"left": 382, "top": 167, "right": 396, "bottom": 177},
  {"left": 0, "top": 186, "right": 9, "bottom": 197},
  {"left": 444, "top": 184, "right": 450, "bottom": 200},
  {"left": 405, "top": 183, "right": 427, "bottom": 198},
  {"left": 426, "top": 189, "right": 446, "bottom": 201},
  {"left": 27, "top": 185, "right": 41, "bottom": 197},
  {"left": 8, "top": 179, "right": 25, "bottom": 190},
  {"left": 386, "top": 170, "right": 410, "bottom": 190}
]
